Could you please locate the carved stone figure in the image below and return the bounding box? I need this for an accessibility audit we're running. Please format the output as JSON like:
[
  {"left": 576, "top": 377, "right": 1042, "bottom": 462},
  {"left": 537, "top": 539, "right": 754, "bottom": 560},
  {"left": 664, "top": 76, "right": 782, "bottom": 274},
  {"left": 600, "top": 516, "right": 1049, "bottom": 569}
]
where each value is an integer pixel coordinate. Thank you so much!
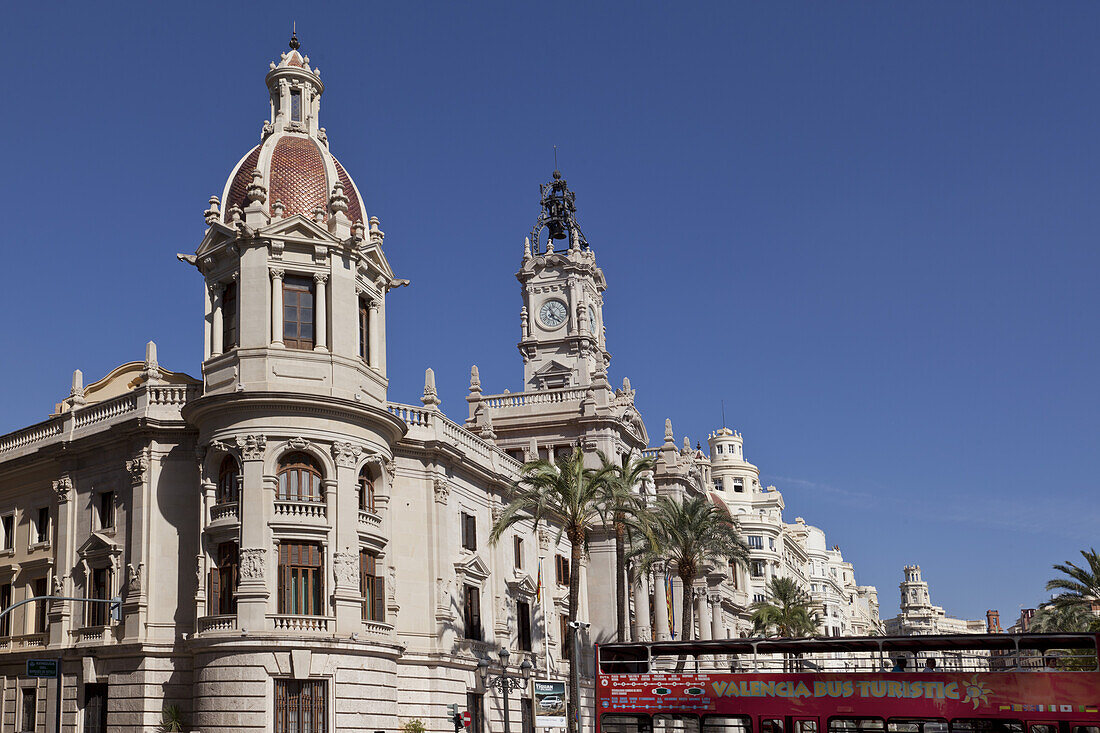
[
  {"left": 126, "top": 456, "right": 149, "bottom": 486},
  {"left": 239, "top": 548, "right": 266, "bottom": 581},
  {"left": 331, "top": 441, "right": 362, "bottom": 468},
  {"left": 236, "top": 435, "right": 267, "bottom": 461},
  {"left": 333, "top": 551, "right": 357, "bottom": 588},
  {"left": 433, "top": 478, "right": 450, "bottom": 505},
  {"left": 52, "top": 476, "right": 72, "bottom": 504}
]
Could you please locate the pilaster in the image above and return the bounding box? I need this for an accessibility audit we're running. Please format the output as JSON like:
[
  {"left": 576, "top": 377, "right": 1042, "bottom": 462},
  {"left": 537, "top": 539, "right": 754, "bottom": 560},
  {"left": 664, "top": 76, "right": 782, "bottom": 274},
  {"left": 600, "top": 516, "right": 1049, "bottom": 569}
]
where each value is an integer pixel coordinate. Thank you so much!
[{"left": 235, "top": 435, "right": 270, "bottom": 630}]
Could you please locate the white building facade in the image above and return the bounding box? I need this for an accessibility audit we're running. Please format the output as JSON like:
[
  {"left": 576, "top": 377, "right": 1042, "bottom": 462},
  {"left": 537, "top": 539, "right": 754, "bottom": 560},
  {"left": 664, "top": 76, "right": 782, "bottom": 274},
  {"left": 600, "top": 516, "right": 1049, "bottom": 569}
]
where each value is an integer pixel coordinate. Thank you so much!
[
  {"left": 883, "top": 565, "right": 987, "bottom": 636},
  {"left": 0, "top": 37, "right": 879, "bottom": 733}
]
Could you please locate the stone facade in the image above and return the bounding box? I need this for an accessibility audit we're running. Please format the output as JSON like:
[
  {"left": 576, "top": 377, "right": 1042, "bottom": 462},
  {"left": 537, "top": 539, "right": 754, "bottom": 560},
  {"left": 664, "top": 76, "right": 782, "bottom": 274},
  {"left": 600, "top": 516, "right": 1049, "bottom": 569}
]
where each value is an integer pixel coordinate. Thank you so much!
[{"left": 0, "top": 37, "right": 879, "bottom": 733}]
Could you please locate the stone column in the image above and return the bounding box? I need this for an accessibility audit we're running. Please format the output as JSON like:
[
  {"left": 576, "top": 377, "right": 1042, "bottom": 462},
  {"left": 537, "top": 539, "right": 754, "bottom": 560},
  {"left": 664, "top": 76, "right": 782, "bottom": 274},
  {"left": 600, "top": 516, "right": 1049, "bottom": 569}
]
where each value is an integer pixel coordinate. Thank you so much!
[
  {"left": 710, "top": 595, "right": 724, "bottom": 640},
  {"left": 695, "top": 586, "right": 711, "bottom": 640},
  {"left": 633, "top": 570, "right": 651, "bottom": 642},
  {"left": 122, "top": 454, "right": 151, "bottom": 641},
  {"left": 270, "top": 269, "right": 285, "bottom": 347},
  {"left": 378, "top": 298, "right": 388, "bottom": 376},
  {"left": 48, "top": 475, "right": 74, "bottom": 646},
  {"left": 652, "top": 563, "right": 670, "bottom": 641},
  {"left": 313, "top": 274, "right": 328, "bottom": 352},
  {"left": 367, "top": 301, "right": 380, "bottom": 369},
  {"left": 210, "top": 283, "right": 225, "bottom": 357},
  {"left": 331, "top": 443, "right": 363, "bottom": 633},
  {"left": 235, "top": 435, "right": 270, "bottom": 630}
]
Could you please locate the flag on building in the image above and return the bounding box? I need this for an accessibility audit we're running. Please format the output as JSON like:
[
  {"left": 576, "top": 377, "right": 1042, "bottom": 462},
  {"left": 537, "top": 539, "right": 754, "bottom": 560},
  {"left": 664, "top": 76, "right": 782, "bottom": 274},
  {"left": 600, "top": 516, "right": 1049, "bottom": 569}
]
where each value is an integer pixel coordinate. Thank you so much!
[{"left": 536, "top": 558, "right": 542, "bottom": 603}]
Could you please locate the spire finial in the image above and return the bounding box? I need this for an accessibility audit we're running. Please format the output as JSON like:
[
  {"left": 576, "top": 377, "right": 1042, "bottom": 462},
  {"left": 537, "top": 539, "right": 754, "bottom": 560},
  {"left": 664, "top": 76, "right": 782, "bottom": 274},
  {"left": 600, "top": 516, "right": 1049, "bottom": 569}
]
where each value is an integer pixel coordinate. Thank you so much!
[{"left": 289, "top": 22, "right": 300, "bottom": 50}]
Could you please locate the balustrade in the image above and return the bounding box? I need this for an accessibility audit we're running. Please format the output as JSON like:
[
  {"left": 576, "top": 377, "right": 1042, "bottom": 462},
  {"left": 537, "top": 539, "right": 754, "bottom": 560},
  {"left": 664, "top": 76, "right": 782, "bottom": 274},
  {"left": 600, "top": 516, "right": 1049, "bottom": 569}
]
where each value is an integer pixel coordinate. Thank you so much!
[{"left": 270, "top": 615, "right": 331, "bottom": 633}]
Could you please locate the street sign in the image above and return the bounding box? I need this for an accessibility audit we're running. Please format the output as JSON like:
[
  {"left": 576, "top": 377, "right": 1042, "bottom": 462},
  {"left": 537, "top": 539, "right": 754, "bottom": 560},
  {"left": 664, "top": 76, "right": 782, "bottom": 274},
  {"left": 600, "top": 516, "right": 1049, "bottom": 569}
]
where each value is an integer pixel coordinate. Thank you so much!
[
  {"left": 532, "top": 679, "right": 567, "bottom": 728},
  {"left": 27, "top": 659, "right": 57, "bottom": 678},
  {"left": 461, "top": 711, "right": 471, "bottom": 728}
]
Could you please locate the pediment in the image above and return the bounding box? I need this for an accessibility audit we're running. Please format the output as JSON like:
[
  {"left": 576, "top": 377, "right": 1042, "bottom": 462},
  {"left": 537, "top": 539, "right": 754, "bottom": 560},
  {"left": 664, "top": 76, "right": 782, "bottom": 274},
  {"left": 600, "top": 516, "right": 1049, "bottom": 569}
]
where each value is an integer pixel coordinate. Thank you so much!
[
  {"left": 533, "top": 360, "right": 573, "bottom": 377},
  {"left": 53, "top": 361, "right": 199, "bottom": 416},
  {"left": 258, "top": 213, "right": 342, "bottom": 243},
  {"left": 77, "top": 532, "right": 121, "bottom": 559},
  {"left": 506, "top": 572, "right": 538, "bottom": 597},
  {"left": 455, "top": 554, "right": 492, "bottom": 582},
  {"left": 195, "top": 225, "right": 237, "bottom": 258},
  {"left": 357, "top": 241, "right": 395, "bottom": 281}
]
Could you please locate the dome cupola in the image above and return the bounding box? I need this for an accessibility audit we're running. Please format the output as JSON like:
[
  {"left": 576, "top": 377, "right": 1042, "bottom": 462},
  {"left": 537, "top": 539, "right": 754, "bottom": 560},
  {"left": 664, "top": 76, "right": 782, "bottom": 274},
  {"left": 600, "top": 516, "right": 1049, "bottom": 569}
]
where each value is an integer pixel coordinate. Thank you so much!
[{"left": 217, "top": 33, "right": 365, "bottom": 227}]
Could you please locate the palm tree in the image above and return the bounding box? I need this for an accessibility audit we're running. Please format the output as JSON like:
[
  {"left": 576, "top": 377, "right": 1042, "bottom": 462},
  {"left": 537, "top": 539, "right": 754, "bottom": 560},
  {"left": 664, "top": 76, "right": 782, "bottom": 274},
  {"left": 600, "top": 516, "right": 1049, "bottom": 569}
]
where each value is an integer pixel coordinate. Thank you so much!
[
  {"left": 1028, "top": 603, "right": 1100, "bottom": 633},
  {"left": 489, "top": 448, "right": 606, "bottom": 733},
  {"left": 750, "top": 576, "right": 818, "bottom": 638},
  {"left": 594, "top": 451, "right": 655, "bottom": 642},
  {"left": 1046, "top": 548, "right": 1100, "bottom": 613},
  {"left": 647, "top": 494, "right": 749, "bottom": 641}
]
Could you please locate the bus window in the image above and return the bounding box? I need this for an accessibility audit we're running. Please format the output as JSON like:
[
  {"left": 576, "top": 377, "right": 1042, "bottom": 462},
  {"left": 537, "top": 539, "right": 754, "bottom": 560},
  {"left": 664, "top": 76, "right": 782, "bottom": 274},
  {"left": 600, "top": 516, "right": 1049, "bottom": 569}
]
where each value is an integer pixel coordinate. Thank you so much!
[
  {"left": 762, "top": 720, "right": 784, "bottom": 733},
  {"left": 1029, "top": 725, "right": 1056, "bottom": 733},
  {"left": 602, "top": 715, "right": 652, "bottom": 733},
  {"left": 951, "top": 721, "right": 1024, "bottom": 733},
  {"left": 889, "top": 719, "right": 948, "bottom": 733},
  {"left": 703, "top": 716, "right": 752, "bottom": 733},
  {"left": 830, "top": 720, "right": 886, "bottom": 733},
  {"left": 795, "top": 721, "right": 819, "bottom": 733},
  {"left": 1073, "top": 728, "right": 1100, "bottom": 733},
  {"left": 655, "top": 715, "right": 701, "bottom": 733}
]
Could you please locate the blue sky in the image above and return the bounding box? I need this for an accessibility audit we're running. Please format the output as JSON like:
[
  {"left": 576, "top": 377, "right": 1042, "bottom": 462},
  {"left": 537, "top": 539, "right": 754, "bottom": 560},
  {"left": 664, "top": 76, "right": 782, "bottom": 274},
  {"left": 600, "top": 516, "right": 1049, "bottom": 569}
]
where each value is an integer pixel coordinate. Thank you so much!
[{"left": 2, "top": 2, "right": 1097, "bottom": 623}]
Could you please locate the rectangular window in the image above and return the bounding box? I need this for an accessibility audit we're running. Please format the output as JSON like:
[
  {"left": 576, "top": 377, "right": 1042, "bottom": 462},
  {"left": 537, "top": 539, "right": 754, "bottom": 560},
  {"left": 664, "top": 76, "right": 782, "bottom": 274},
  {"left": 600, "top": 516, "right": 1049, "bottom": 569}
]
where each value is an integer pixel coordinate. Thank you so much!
[
  {"left": 360, "top": 549, "right": 385, "bottom": 623},
  {"left": 702, "top": 715, "right": 753, "bottom": 733},
  {"left": 461, "top": 512, "right": 477, "bottom": 551},
  {"left": 97, "top": 492, "right": 114, "bottom": 530},
  {"left": 750, "top": 561, "right": 765, "bottom": 578},
  {"left": 748, "top": 536, "right": 763, "bottom": 549},
  {"left": 222, "top": 281, "right": 238, "bottom": 350},
  {"left": 560, "top": 615, "right": 571, "bottom": 660},
  {"left": 210, "top": 543, "right": 239, "bottom": 616},
  {"left": 769, "top": 537, "right": 776, "bottom": 550},
  {"left": 753, "top": 593, "right": 765, "bottom": 603},
  {"left": 517, "top": 600, "right": 532, "bottom": 651},
  {"left": 829, "top": 720, "right": 886, "bottom": 733},
  {"left": 463, "top": 584, "right": 482, "bottom": 641},
  {"left": 289, "top": 90, "right": 303, "bottom": 123},
  {"left": 83, "top": 683, "right": 108, "bottom": 733},
  {"left": 717, "top": 445, "right": 724, "bottom": 454},
  {"left": 713, "top": 479, "right": 723, "bottom": 492},
  {"left": 21, "top": 687, "right": 36, "bottom": 732},
  {"left": 87, "top": 568, "right": 109, "bottom": 626},
  {"left": 358, "top": 298, "right": 370, "bottom": 361},
  {"left": 283, "top": 276, "right": 315, "bottom": 350},
  {"left": 555, "top": 554, "right": 570, "bottom": 586},
  {"left": 466, "top": 692, "right": 484, "bottom": 733},
  {"left": 35, "top": 507, "right": 49, "bottom": 544},
  {"left": 278, "top": 543, "right": 323, "bottom": 616},
  {"left": 0, "top": 583, "right": 11, "bottom": 636},
  {"left": 733, "top": 478, "right": 744, "bottom": 493},
  {"left": 2, "top": 514, "right": 13, "bottom": 549},
  {"left": 514, "top": 536, "right": 523, "bottom": 569},
  {"left": 521, "top": 698, "right": 534, "bottom": 733},
  {"left": 32, "top": 578, "right": 48, "bottom": 633},
  {"left": 275, "top": 678, "right": 326, "bottom": 733}
]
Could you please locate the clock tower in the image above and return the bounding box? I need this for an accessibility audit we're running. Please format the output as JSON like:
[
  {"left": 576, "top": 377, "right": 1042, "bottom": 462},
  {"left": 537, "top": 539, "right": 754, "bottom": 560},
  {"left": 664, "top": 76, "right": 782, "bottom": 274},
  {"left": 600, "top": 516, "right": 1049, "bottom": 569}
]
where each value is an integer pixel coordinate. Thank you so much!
[{"left": 518, "top": 171, "right": 610, "bottom": 390}]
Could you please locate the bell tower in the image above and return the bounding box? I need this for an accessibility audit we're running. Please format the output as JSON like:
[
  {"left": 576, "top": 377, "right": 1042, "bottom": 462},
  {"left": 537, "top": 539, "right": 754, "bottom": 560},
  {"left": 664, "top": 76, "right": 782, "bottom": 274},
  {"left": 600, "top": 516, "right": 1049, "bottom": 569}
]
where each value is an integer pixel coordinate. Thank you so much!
[{"left": 517, "top": 171, "right": 609, "bottom": 390}]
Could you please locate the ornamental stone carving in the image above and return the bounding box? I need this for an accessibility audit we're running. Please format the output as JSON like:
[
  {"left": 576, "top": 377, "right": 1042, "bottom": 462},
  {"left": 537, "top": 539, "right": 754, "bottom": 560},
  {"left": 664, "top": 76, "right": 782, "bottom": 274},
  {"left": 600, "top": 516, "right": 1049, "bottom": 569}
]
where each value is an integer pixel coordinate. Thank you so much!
[
  {"left": 235, "top": 435, "right": 267, "bottom": 461},
  {"left": 433, "top": 478, "right": 450, "bottom": 505},
  {"left": 285, "top": 437, "right": 312, "bottom": 452},
  {"left": 126, "top": 563, "right": 144, "bottom": 596},
  {"left": 538, "top": 527, "right": 552, "bottom": 552},
  {"left": 52, "top": 476, "right": 72, "bottom": 504},
  {"left": 333, "top": 551, "right": 357, "bottom": 588},
  {"left": 239, "top": 548, "right": 266, "bottom": 581},
  {"left": 126, "top": 456, "right": 148, "bottom": 486},
  {"left": 331, "top": 441, "right": 362, "bottom": 468},
  {"left": 490, "top": 495, "right": 504, "bottom": 523}
]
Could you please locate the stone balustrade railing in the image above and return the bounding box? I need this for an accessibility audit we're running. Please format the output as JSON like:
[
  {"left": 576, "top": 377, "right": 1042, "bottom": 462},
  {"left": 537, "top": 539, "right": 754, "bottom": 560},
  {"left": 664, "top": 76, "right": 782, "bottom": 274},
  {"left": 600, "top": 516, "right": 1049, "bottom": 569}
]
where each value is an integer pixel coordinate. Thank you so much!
[
  {"left": 0, "top": 421, "right": 63, "bottom": 455},
  {"left": 478, "top": 387, "right": 588, "bottom": 409},
  {"left": 74, "top": 393, "right": 138, "bottom": 429},
  {"left": 273, "top": 500, "right": 326, "bottom": 521},
  {"left": 197, "top": 615, "right": 238, "bottom": 633},
  {"left": 387, "top": 402, "right": 524, "bottom": 476},
  {"left": 270, "top": 615, "right": 331, "bottom": 633},
  {"left": 210, "top": 502, "right": 239, "bottom": 523},
  {"left": 358, "top": 510, "right": 382, "bottom": 529}
]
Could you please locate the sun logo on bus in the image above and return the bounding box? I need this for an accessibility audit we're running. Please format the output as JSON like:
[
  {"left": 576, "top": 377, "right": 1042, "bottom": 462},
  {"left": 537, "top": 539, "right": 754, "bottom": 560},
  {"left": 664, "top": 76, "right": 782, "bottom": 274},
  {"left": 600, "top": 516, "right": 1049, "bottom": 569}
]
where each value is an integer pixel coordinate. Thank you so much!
[{"left": 961, "top": 676, "right": 991, "bottom": 709}]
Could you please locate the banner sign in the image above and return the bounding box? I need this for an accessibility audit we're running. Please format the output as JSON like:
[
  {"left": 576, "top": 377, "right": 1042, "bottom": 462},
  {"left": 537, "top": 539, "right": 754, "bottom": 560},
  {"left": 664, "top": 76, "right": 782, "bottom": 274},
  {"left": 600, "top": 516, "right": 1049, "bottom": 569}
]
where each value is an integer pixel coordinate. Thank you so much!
[
  {"left": 532, "top": 679, "right": 567, "bottom": 728},
  {"left": 26, "top": 660, "right": 57, "bottom": 678}
]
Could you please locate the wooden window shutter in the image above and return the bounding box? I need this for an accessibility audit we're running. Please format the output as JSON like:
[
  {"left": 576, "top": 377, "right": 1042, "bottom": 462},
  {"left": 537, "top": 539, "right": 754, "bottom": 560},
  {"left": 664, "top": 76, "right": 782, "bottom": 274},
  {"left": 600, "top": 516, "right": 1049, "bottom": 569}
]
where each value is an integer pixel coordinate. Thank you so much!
[
  {"left": 373, "top": 570, "right": 386, "bottom": 623},
  {"left": 209, "top": 566, "right": 219, "bottom": 615}
]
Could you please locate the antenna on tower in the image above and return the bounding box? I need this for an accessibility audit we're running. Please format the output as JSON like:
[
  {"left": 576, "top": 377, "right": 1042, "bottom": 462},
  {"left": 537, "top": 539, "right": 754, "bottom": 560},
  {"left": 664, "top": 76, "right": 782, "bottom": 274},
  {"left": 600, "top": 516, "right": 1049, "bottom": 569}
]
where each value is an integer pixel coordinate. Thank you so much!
[
  {"left": 290, "top": 22, "right": 300, "bottom": 50},
  {"left": 721, "top": 399, "right": 727, "bottom": 428},
  {"left": 553, "top": 146, "right": 559, "bottom": 172}
]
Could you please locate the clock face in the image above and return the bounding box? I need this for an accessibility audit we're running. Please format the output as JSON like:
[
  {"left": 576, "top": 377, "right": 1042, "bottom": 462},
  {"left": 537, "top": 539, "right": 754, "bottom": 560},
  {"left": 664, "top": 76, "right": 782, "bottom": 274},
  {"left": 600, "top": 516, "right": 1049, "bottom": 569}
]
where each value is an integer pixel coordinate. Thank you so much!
[
  {"left": 539, "top": 299, "right": 568, "bottom": 328},
  {"left": 587, "top": 305, "right": 597, "bottom": 327}
]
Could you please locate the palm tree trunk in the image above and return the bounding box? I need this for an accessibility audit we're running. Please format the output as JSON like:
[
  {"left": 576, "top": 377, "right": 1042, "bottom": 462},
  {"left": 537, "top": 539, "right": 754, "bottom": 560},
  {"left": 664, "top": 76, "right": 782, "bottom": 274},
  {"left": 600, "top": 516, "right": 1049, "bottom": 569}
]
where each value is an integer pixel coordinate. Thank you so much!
[
  {"left": 615, "top": 516, "right": 626, "bottom": 642},
  {"left": 680, "top": 573, "right": 694, "bottom": 641},
  {"left": 567, "top": 532, "right": 583, "bottom": 733}
]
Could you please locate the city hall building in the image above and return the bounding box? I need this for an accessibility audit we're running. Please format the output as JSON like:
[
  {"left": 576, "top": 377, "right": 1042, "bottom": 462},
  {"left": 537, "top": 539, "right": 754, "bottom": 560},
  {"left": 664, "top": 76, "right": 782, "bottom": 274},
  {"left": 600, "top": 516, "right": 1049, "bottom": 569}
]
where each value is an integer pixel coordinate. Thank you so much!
[{"left": 0, "top": 38, "right": 878, "bottom": 732}]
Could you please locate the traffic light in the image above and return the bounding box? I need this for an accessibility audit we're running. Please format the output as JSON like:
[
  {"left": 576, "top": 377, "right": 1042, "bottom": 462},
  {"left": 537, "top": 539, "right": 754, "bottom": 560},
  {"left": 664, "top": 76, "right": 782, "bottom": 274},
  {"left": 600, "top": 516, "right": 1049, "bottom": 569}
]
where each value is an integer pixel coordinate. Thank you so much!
[
  {"left": 109, "top": 597, "right": 122, "bottom": 623},
  {"left": 447, "top": 703, "right": 462, "bottom": 732}
]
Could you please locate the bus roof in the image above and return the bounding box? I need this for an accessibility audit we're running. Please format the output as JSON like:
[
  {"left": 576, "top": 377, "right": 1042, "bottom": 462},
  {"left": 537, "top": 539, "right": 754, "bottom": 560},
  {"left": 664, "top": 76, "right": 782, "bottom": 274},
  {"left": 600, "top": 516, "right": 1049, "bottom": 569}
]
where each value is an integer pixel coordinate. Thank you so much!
[{"left": 597, "top": 632, "right": 1098, "bottom": 658}]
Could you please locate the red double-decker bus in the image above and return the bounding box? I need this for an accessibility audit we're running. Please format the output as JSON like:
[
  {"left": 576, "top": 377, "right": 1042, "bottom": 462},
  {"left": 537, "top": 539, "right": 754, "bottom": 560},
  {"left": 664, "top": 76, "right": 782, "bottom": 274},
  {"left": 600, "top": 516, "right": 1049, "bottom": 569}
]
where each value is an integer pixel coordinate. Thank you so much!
[{"left": 595, "top": 634, "right": 1100, "bottom": 733}]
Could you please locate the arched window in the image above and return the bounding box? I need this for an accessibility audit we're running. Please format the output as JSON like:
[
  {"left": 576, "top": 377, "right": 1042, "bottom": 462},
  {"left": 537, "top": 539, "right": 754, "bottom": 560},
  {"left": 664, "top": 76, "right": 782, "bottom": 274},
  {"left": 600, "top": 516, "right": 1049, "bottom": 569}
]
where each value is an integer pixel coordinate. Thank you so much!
[
  {"left": 357, "top": 468, "right": 375, "bottom": 513},
  {"left": 210, "top": 542, "right": 238, "bottom": 615},
  {"left": 277, "top": 453, "right": 323, "bottom": 503},
  {"left": 216, "top": 456, "right": 240, "bottom": 504}
]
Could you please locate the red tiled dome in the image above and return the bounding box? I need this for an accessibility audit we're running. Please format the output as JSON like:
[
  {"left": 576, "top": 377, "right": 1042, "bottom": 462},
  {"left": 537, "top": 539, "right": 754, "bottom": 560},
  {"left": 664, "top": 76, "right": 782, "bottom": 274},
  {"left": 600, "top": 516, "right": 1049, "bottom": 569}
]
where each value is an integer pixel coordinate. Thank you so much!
[{"left": 221, "top": 135, "right": 366, "bottom": 225}]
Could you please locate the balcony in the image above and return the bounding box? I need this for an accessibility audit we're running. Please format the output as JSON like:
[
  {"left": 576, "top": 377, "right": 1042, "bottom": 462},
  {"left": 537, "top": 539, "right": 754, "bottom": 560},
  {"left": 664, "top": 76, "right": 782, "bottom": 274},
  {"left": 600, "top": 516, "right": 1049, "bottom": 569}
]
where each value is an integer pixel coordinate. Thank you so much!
[
  {"left": 197, "top": 615, "right": 238, "bottom": 634},
  {"left": 270, "top": 615, "right": 332, "bottom": 633},
  {"left": 0, "top": 633, "right": 48, "bottom": 650},
  {"left": 210, "top": 501, "right": 239, "bottom": 524},
  {"left": 358, "top": 509, "right": 382, "bottom": 530},
  {"left": 273, "top": 500, "right": 327, "bottom": 522}
]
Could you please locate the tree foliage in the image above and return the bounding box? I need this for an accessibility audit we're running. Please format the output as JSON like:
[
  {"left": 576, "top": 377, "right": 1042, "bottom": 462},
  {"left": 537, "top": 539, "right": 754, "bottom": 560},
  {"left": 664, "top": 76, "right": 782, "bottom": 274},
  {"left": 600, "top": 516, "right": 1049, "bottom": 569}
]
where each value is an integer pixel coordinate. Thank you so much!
[{"left": 750, "top": 576, "right": 819, "bottom": 638}]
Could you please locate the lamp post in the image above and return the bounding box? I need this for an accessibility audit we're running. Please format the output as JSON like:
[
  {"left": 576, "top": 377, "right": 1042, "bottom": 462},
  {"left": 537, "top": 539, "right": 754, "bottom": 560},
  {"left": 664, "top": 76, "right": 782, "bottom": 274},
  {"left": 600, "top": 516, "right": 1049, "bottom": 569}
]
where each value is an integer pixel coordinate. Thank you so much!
[{"left": 478, "top": 647, "right": 533, "bottom": 733}]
